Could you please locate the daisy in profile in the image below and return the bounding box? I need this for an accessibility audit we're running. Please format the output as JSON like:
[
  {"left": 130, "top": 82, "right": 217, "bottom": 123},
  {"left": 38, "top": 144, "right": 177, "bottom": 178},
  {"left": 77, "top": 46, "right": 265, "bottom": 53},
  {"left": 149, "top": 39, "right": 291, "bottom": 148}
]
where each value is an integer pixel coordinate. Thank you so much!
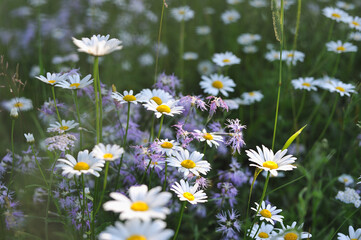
[
  {"left": 138, "top": 88, "right": 173, "bottom": 105},
  {"left": 171, "top": 179, "right": 207, "bottom": 204},
  {"left": 251, "top": 201, "right": 284, "bottom": 225},
  {"left": 240, "top": 91, "right": 264, "bottom": 105},
  {"left": 282, "top": 50, "right": 305, "bottom": 65},
  {"left": 337, "top": 226, "right": 361, "bottom": 240},
  {"left": 167, "top": 149, "right": 211, "bottom": 177},
  {"left": 171, "top": 6, "right": 194, "bottom": 22},
  {"left": 336, "top": 2, "right": 355, "bottom": 11},
  {"left": 273, "top": 222, "right": 312, "bottom": 240},
  {"left": 291, "top": 77, "right": 318, "bottom": 91},
  {"left": 24, "top": 133, "right": 35, "bottom": 144},
  {"left": 246, "top": 145, "right": 297, "bottom": 176},
  {"left": 249, "top": 222, "right": 275, "bottom": 240},
  {"left": 56, "top": 74, "right": 93, "bottom": 89},
  {"left": 349, "top": 32, "right": 361, "bottom": 41},
  {"left": 193, "top": 129, "right": 223, "bottom": 148},
  {"left": 326, "top": 40, "right": 358, "bottom": 53},
  {"left": 72, "top": 34, "right": 122, "bottom": 56},
  {"left": 92, "top": 143, "right": 124, "bottom": 161},
  {"left": 112, "top": 90, "right": 142, "bottom": 105},
  {"left": 212, "top": 52, "right": 241, "bottom": 67},
  {"left": 154, "top": 139, "right": 182, "bottom": 156},
  {"left": 183, "top": 52, "right": 198, "bottom": 60},
  {"left": 2, "top": 97, "right": 33, "bottom": 112},
  {"left": 99, "top": 219, "right": 174, "bottom": 240},
  {"left": 325, "top": 80, "right": 356, "bottom": 97},
  {"left": 237, "top": 33, "right": 261, "bottom": 45},
  {"left": 322, "top": 7, "right": 349, "bottom": 22},
  {"left": 47, "top": 120, "right": 79, "bottom": 133},
  {"left": 103, "top": 185, "right": 171, "bottom": 221},
  {"left": 197, "top": 61, "right": 216, "bottom": 75},
  {"left": 221, "top": 9, "right": 241, "bottom": 24},
  {"left": 143, "top": 100, "right": 184, "bottom": 118},
  {"left": 347, "top": 16, "right": 361, "bottom": 31},
  {"left": 200, "top": 74, "right": 235, "bottom": 97},
  {"left": 56, "top": 150, "right": 105, "bottom": 178},
  {"left": 35, "top": 72, "right": 67, "bottom": 86},
  {"left": 338, "top": 174, "right": 354, "bottom": 186}
]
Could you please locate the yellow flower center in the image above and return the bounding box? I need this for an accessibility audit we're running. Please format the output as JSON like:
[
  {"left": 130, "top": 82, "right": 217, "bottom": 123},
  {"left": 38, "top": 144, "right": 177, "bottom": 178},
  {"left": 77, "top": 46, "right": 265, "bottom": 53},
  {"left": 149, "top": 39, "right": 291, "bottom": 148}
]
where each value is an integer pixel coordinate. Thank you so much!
[
  {"left": 130, "top": 201, "right": 149, "bottom": 211},
  {"left": 180, "top": 159, "right": 196, "bottom": 169},
  {"left": 73, "top": 162, "right": 90, "bottom": 171},
  {"left": 59, "top": 126, "right": 69, "bottom": 131},
  {"left": 70, "top": 83, "right": 80, "bottom": 88},
  {"left": 156, "top": 105, "right": 171, "bottom": 113},
  {"left": 203, "top": 133, "right": 213, "bottom": 140},
  {"left": 178, "top": 10, "right": 185, "bottom": 15},
  {"left": 151, "top": 96, "right": 162, "bottom": 105},
  {"left": 302, "top": 82, "right": 311, "bottom": 87},
  {"left": 260, "top": 209, "right": 272, "bottom": 218},
  {"left": 222, "top": 59, "right": 231, "bottom": 63},
  {"left": 258, "top": 232, "right": 269, "bottom": 238},
  {"left": 127, "top": 235, "right": 146, "bottom": 240},
  {"left": 287, "top": 53, "right": 294, "bottom": 57},
  {"left": 123, "top": 95, "right": 136, "bottom": 102},
  {"left": 103, "top": 153, "right": 113, "bottom": 159},
  {"left": 336, "top": 46, "right": 346, "bottom": 51},
  {"left": 335, "top": 86, "right": 345, "bottom": 92},
  {"left": 212, "top": 80, "right": 224, "bottom": 89},
  {"left": 161, "top": 142, "right": 173, "bottom": 149},
  {"left": 331, "top": 13, "right": 341, "bottom": 18},
  {"left": 344, "top": 178, "right": 348, "bottom": 182},
  {"left": 183, "top": 192, "right": 195, "bottom": 201},
  {"left": 352, "top": 21, "right": 360, "bottom": 26},
  {"left": 284, "top": 232, "right": 298, "bottom": 240},
  {"left": 13, "top": 102, "right": 23, "bottom": 108},
  {"left": 351, "top": 239, "right": 358, "bottom": 240},
  {"left": 228, "top": 16, "right": 234, "bottom": 21},
  {"left": 48, "top": 80, "right": 56, "bottom": 84},
  {"left": 262, "top": 161, "right": 278, "bottom": 169},
  {"left": 249, "top": 92, "right": 255, "bottom": 96}
]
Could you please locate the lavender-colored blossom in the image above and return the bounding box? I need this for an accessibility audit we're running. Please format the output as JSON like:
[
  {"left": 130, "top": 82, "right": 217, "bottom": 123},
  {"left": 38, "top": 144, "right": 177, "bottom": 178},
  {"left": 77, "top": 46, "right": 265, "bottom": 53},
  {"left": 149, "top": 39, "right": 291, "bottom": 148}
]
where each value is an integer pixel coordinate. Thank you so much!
[
  {"left": 173, "top": 122, "right": 195, "bottom": 148},
  {"left": 207, "top": 96, "right": 229, "bottom": 119},
  {"left": 179, "top": 95, "right": 208, "bottom": 115},
  {"left": 4, "top": 201, "right": 24, "bottom": 230},
  {"left": 39, "top": 98, "right": 66, "bottom": 123},
  {"left": 153, "top": 72, "right": 180, "bottom": 96},
  {"left": 213, "top": 182, "right": 238, "bottom": 208},
  {"left": 216, "top": 209, "right": 241, "bottom": 239},
  {"left": 225, "top": 119, "right": 246, "bottom": 154},
  {"left": 208, "top": 121, "right": 222, "bottom": 132},
  {"left": 45, "top": 133, "right": 77, "bottom": 152},
  {"left": 219, "top": 158, "right": 251, "bottom": 187}
]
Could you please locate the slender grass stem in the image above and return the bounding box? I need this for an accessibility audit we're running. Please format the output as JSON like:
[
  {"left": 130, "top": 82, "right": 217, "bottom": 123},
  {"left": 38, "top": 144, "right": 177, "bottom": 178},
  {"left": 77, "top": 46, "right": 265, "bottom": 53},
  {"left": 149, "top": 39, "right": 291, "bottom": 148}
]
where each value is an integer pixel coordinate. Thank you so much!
[
  {"left": 154, "top": 1, "right": 166, "bottom": 84},
  {"left": 173, "top": 201, "right": 186, "bottom": 240},
  {"left": 10, "top": 119, "right": 15, "bottom": 185},
  {"left": 157, "top": 115, "right": 164, "bottom": 139},
  {"left": 149, "top": 115, "right": 155, "bottom": 142},
  {"left": 74, "top": 177, "right": 84, "bottom": 237},
  {"left": 307, "top": 91, "right": 327, "bottom": 124},
  {"left": 179, "top": 19, "right": 185, "bottom": 82},
  {"left": 317, "top": 95, "right": 338, "bottom": 142},
  {"left": 97, "top": 65, "right": 103, "bottom": 143},
  {"left": 140, "top": 160, "right": 152, "bottom": 184},
  {"left": 331, "top": 54, "right": 341, "bottom": 77},
  {"left": 73, "top": 90, "right": 82, "bottom": 149},
  {"left": 163, "top": 161, "right": 168, "bottom": 191},
  {"left": 95, "top": 161, "right": 109, "bottom": 215},
  {"left": 295, "top": 90, "right": 306, "bottom": 121},
  {"left": 81, "top": 174, "right": 87, "bottom": 232},
  {"left": 31, "top": 145, "right": 48, "bottom": 188},
  {"left": 327, "top": 207, "right": 361, "bottom": 240},
  {"left": 93, "top": 56, "right": 100, "bottom": 144},
  {"left": 51, "top": 86, "right": 62, "bottom": 123}
]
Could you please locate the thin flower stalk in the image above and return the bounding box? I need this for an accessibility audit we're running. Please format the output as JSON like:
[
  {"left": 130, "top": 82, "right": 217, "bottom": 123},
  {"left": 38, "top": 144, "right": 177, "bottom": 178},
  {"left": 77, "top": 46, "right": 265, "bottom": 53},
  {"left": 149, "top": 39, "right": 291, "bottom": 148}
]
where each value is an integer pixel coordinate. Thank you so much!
[
  {"left": 51, "top": 86, "right": 62, "bottom": 123},
  {"left": 73, "top": 90, "right": 82, "bottom": 148},
  {"left": 154, "top": 0, "right": 167, "bottom": 84},
  {"left": 93, "top": 56, "right": 100, "bottom": 144},
  {"left": 173, "top": 201, "right": 186, "bottom": 240}
]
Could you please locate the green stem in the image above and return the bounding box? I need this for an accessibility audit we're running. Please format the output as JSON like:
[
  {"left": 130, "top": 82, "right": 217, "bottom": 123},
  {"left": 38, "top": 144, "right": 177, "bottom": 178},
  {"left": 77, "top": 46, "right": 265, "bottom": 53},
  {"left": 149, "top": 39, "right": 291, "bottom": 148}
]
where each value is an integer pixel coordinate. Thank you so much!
[
  {"left": 327, "top": 207, "right": 361, "bottom": 240},
  {"left": 154, "top": 1, "right": 166, "bottom": 84},
  {"left": 31, "top": 145, "right": 48, "bottom": 188},
  {"left": 140, "top": 160, "right": 153, "bottom": 184},
  {"left": 74, "top": 177, "right": 84, "bottom": 236},
  {"left": 97, "top": 65, "right": 103, "bottom": 143},
  {"left": 163, "top": 162, "right": 168, "bottom": 191},
  {"left": 179, "top": 19, "right": 185, "bottom": 82},
  {"left": 149, "top": 115, "right": 155, "bottom": 142},
  {"left": 95, "top": 161, "right": 109, "bottom": 215},
  {"left": 81, "top": 174, "right": 87, "bottom": 233},
  {"left": 157, "top": 115, "right": 164, "bottom": 139},
  {"left": 73, "top": 90, "right": 82, "bottom": 149},
  {"left": 295, "top": 90, "right": 306, "bottom": 121},
  {"left": 307, "top": 91, "right": 327, "bottom": 124},
  {"left": 331, "top": 54, "right": 341, "bottom": 77},
  {"left": 93, "top": 56, "right": 100, "bottom": 144},
  {"left": 316, "top": 95, "right": 338, "bottom": 141},
  {"left": 173, "top": 201, "right": 186, "bottom": 240},
  {"left": 51, "top": 86, "right": 62, "bottom": 123},
  {"left": 10, "top": 119, "right": 15, "bottom": 185}
]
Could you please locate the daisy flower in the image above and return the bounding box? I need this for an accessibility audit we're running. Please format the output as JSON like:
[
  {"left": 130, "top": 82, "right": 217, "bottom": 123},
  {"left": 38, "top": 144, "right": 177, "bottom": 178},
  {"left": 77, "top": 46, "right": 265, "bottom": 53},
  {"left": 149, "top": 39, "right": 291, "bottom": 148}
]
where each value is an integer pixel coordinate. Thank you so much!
[
  {"left": 170, "top": 179, "right": 207, "bottom": 204},
  {"left": 221, "top": 9, "right": 241, "bottom": 24},
  {"left": 200, "top": 74, "right": 236, "bottom": 97},
  {"left": 2, "top": 97, "right": 33, "bottom": 112},
  {"left": 167, "top": 149, "right": 211, "bottom": 178},
  {"left": 92, "top": 143, "right": 124, "bottom": 161},
  {"left": 143, "top": 100, "right": 184, "bottom": 118},
  {"left": 249, "top": 0, "right": 267, "bottom": 8},
  {"left": 338, "top": 174, "right": 354, "bottom": 186},
  {"left": 322, "top": 7, "right": 349, "bottom": 22},
  {"left": 349, "top": 32, "right": 361, "bottom": 41},
  {"left": 240, "top": 91, "right": 264, "bottom": 105},
  {"left": 337, "top": 226, "right": 361, "bottom": 240},
  {"left": 24, "top": 133, "right": 35, "bottom": 144},
  {"left": 336, "top": 2, "right": 355, "bottom": 11},
  {"left": 47, "top": 120, "right": 79, "bottom": 133},
  {"left": 265, "top": 50, "right": 281, "bottom": 62},
  {"left": 282, "top": 50, "right": 305, "bottom": 65},
  {"left": 249, "top": 222, "right": 275, "bottom": 240},
  {"left": 212, "top": 52, "right": 241, "bottom": 67},
  {"left": 237, "top": 33, "right": 261, "bottom": 45},
  {"left": 171, "top": 6, "right": 194, "bottom": 22},
  {"left": 99, "top": 219, "right": 174, "bottom": 240},
  {"left": 291, "top": 77, "right": 318, "bottom": 91},
  {"left": 326, "top": 40, "right": 358, "bottom": 53},
  {"left": 347, "top": 16, "right": 361, "bottom": 31},
  {"left": 325, "top": 80, "right": 356, "bottom": 97},
  {"left": 112, "top": 90, "right": 142, "bottom": 105},
  {"left": 35, "top": 72, "right": 67, "bottom": 86},
  {"left": 246, "top": 145, "right": 297, "bottom": 176},
  {"left": 193, "top": 129, "right": 223, "bottom": 148},
  {"left": 251, "top": 201, "right": 284, "bottom": 225},
  {"left": 273, "top": 222, "right": 312, "bottom": 240},
  {"left": 154, "top": 139, "right": 182, "bottom": 156},
  {"left": 72, "top": 34, "right": 122, "bottom": 56},
  {"left": 138, "top": 88, "right": 173, "bottom": 105},
  {"left": 56, "top": 74, "right": 93, "bottom": 89},
  {"left": 196, "top": 26, "right": 211, "bottom": 35},
  {"left": 183, "top": 52, "right": 198, "bottom": 60},
  {"left": 103, "top": 185, "right": 171, "bottom": 221},
  {"left": 198, "top": 61, "right": 216, "bottom": 75},
  {"left": 56, "top": 150, "right": 105, "bottom": 178}
]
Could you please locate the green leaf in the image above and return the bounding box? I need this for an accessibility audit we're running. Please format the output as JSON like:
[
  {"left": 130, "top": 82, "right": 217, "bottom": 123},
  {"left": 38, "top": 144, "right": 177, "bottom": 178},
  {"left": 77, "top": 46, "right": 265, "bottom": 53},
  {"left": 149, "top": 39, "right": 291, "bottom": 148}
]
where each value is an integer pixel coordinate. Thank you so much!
[{"left": 282, "top": 125, "right": 307, "bottom": 150}]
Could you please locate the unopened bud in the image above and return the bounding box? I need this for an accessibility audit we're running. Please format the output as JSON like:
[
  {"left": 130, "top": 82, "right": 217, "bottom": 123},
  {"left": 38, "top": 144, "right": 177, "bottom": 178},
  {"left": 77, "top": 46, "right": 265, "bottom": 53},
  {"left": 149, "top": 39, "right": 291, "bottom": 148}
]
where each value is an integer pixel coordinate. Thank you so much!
[
  {"left": 112, "top": 84, "right": 117, "bottom": 92},
  {"left": 10, "top": 108, "right": 18, "bottom": 119}
]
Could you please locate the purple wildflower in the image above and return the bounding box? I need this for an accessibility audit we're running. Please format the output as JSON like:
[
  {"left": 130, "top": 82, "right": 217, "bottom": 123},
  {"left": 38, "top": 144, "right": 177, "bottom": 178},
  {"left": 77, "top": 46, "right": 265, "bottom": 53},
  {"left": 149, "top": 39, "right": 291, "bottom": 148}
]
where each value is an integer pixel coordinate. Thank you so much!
[
  {"left": 207, "top": 96, "right": 229, "bottom": 119},
  {"left": 216, "top": 209, "right": 241, "bottom": 239},
  {"left": 153, "top": 72, "right": 180, "bottom": 96},
  {"left": 225, "top": 119, "right": 246, "bottom": 154},
  {"left": 45, "top": 133, "right": 77, "bottom": 152},
  {"left": 213, "top": 182, "right": 238, "bottom": 208}
]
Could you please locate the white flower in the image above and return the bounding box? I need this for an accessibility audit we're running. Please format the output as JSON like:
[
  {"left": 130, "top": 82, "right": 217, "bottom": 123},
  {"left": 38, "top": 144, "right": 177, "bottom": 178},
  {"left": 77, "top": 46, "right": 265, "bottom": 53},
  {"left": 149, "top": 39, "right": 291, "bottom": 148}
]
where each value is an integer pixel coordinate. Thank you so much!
[
  {"left": 99, "top": 219, "right": 174, "bottom": 240},
  {"left": 103, "top": 185, "right": 171, "bottom": 221},
  {"left": 326, "top": 40, "right": 358, "bottom": 53},
  {"left": 273, "top": 222, "right": 312, "bottom": 240},
  {"left": 243, "top": 45, "right": 258, "bottom": 53},
  {"left": 200, "top": 74, "right": 236, "bottom": 97},
  {"left": 323, "top": 80, "right": 356, "bottom": 97},
  {"left": 167, "top": 149, "right": 211, "bottom": 178},
  {"left": 249, "top": 0, "right": 267, "bottom": 8},
  {"left": 346, "top": 16, "right": 361, "bottom": 31},
  {"left": 338, "top": 174, "right": 354, "bottom": 186},
  {"left": 171, "top": 6, "right": 194, "bottom": 22},
  {"left": 170, "top": 179, "right": 207, "bottom": 204},
  {"left": 221, "top": 9, "right": 241, "bottom": 24},
  {"left": 10, "top": 108, "right": 18, "bottom": 118},
  {"left": 2, "top": 97, "right": 33, "bottom": 112},
  {"left": 47, "top": 120, "right": 79, "bottom": 133},
  {"left": 193, "top": 129, "right": 223, "bottom": 148},
  {"left": 349, "top": 32, "right": 361, "bottom": 41},
  {"left": 196, "top": 26, "right": 211, "bottom": 35},
  {"left": 197, "top": 61, "right": 216, "bottom": 75},
  {"left": 155, "top": 139, "right": 182, "bottom": 156},
  {"left": 183, "top": 52, "right": 198, "bottom": 60},
  {"left": 322, "top": 7, "right": 349, "bottom": 22},
  {"left": 249, "top": 222, "right": 275, "bottom": 240},
  {"left": 138, "top": 53, "right": 154, "bottom": 66},
  {"left": 92, "top": 143, "right": 124, "bottom": 161},
  {"left": 265, "top": 50, "right": 281, "bottom": 62},
  {"left": 291, "top": 77, "right": 318, "bottom": 91},
  {"left": 35, "top": 72, "right": 67, "bottom": 86},
  {"left": 138, "top": 89, "right": 173, "bottom": 105},
  {"left": 72, "top": 34, "right": 122, "bottom": 56},
  {"left": 240, "top": 91, "right": 264, "bottom": 105},
  {"left": 336, "top": 1, "right": 355, "bottom": 11},
  {"left": 251, "top": 201, "right": 283, "bottom": 225},
  {"left": 237, "top": 33, "right": 261, "bottom": 45},
  {"left": 227, "top": 0, "right": 243, "bottom": 5},
  {"left": 282, "top": 50, "right": 305, "bottom": 65},
  {"left": 335, "top": 187, "right": 361, "bottom": 208},
  {"left": 112, "top": 90, "right": 142, "bottom": 104},
  {"left": 24, "top": 133, "right": 35, "bottom": 144},
  {"left": 337, "top": 226, "right": 361, "bottom": 240},
  {"left": 56, "top": 150, "right": 105, "bottom": 178},
  {"left": 143, "top": 100, "right": 184, "bottom": 118},
  {"left": 246, "top": 145, "right": 297, "bottom": 176},
  {"left": 56, "top": 74, "right": 93, "bottom": 89}
]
